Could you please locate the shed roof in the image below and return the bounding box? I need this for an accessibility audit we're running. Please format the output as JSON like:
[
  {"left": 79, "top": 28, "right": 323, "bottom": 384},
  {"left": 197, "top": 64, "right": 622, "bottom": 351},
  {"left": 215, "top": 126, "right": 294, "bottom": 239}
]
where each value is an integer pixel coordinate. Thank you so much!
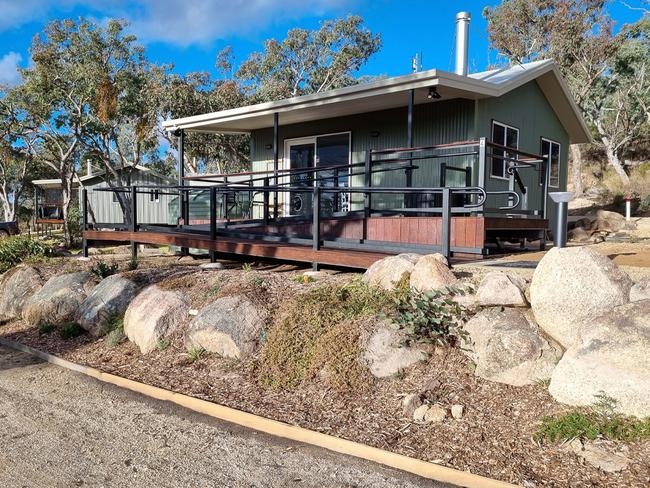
[{"left": 162, "top": 59, "right": 591, "bottom": 144}]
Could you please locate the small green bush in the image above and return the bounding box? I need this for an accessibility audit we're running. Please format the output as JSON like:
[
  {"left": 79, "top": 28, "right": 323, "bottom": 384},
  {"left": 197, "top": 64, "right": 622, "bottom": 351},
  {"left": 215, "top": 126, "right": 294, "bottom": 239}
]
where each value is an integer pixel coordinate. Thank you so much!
[
  {"left": 38, "top": 323, "right": 55, "bottom": 335},
  {"left": 186, "top": 345, "right": 206, "bottom": 363},
  {"left": 390, "top": 287, "right": 469, "bottom": 347},
  {"left": 90, "top": 259, "right": 118, "bottom": 279},
  {"left": 59, "top": 322, "right": 84, "bottom": 339},
  {"left": 242, "top": 262, "right": 253, "bottom": 272},
  {"left": 156, "top": 338, "right": 170, "bottom": 351},
  {"left": 0, "top": 236, "right": 54, "bottom": 273},
  {"left": 105, "top": 315, "right": 126, "bottom": 347}
]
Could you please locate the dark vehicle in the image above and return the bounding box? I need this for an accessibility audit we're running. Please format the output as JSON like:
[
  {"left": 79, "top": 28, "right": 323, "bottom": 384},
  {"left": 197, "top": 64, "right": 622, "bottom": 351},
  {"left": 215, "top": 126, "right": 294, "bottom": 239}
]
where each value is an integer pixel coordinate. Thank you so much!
[{"left": 0, "top": 221, "right": 20, "bottom": 238}]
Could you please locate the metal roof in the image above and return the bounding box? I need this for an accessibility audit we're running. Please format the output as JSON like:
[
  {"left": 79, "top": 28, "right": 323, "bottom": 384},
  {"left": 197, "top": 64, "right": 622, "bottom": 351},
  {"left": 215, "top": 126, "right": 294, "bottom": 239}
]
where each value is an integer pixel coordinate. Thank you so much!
[{"left": 162, "top": 59, "right": 591, "bottom": 144}]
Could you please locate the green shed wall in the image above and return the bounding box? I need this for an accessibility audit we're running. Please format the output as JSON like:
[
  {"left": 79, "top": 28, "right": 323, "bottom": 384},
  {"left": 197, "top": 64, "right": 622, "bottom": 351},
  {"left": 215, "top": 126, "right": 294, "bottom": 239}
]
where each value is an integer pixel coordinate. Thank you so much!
[{"left": 476, "top": 80, "right": 570, "bottom": 220}]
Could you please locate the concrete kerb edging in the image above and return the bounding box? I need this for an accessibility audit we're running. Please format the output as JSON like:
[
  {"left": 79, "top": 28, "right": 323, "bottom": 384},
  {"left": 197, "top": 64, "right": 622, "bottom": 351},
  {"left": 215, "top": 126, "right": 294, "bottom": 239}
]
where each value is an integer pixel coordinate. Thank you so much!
[{"left": 0, "top": 337, "right": 519, "bottom": 488}]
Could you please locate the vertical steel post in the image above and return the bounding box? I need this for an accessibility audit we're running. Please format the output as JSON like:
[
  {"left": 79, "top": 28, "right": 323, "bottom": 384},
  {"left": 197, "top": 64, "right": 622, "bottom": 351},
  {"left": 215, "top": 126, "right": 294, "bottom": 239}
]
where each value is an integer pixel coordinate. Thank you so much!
[
  {"left": 312, "top": 184, "right": 320, "bottom": 271},
  {"left": 405, "top": 89, "right": 414, "bottom": 208},
  {"left": 130, "top": 186, "right": 138, "bottom": 260},
  {"left": 441, "top": 187, "right": 451, "bottom": 260},
  {"left": 555, "top": 201, "right": 568, "bottom": 248},
  {"left": 263, "top": 177, "right": 270, "bottom": 225},
  {"left": 209, "top": 187, "right": 217, "bottom": 263},
  {"left": 477, "top": 137, "right": 486, "bottom": 215},
  {"left": 177, "top": 129, "right": 185, "bottom": 225},
  {"left": 273, "top": 112, "right": 279, "bottom": 220},
  {"left": 81, "top": 189, "right": 88, "bottom": 258},
  {"left": 364, "top": 150, "right": 372, "bottom": 218}
]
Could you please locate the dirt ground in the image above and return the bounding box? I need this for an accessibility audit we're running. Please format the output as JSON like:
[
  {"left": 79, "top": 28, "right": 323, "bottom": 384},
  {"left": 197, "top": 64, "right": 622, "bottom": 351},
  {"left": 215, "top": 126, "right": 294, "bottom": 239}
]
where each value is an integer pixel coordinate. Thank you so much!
[
  {"left": 1, "top": 240, "right": 649, "bottom": 487},
  {"left": 0, "top": 346, "right": 440, "bottom": 488}
]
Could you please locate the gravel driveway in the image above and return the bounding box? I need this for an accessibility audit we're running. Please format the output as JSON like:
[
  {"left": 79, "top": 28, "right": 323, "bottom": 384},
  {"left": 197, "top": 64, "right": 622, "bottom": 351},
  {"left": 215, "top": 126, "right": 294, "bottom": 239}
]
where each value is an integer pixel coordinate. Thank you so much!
[{"left": 0, "top": 346, "right": 447, "bottom": 488}]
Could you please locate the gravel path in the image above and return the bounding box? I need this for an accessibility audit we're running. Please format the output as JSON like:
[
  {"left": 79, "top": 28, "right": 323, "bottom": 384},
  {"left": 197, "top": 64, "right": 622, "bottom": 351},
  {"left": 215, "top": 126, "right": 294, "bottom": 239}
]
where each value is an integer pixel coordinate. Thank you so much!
[{"left": 0, "top": 346, "right": 447, "bottom": 488}]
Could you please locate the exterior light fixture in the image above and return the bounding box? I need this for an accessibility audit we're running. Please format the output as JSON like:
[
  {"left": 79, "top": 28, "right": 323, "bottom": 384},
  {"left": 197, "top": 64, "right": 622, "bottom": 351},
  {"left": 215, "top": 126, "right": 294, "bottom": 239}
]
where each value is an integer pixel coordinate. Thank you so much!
[
  {"left": 265, "top": 143, "right": 273, "bottom": 150},
  {"left": 427, "top": 87, "right": 441, "bottom": 99},
  {"left": 370, "top": 131, "right": 380, "bottom": 138}
]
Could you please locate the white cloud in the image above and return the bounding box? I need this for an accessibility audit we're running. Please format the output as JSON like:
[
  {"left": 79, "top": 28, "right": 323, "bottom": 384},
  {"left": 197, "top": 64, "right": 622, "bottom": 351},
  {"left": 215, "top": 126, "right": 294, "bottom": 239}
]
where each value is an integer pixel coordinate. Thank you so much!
[
  {"left": 0, "top": 52, "right": 23, "bottom": 86},
  {"left": 0, "top": 0, "right": 353, "bottom": 46}
]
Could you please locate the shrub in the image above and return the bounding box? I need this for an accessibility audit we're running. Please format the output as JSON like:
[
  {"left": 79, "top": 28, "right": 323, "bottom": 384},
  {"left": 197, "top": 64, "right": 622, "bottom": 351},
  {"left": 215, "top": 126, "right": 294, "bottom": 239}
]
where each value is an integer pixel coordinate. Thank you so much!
[
  {"left": 156, "top": 338, "right": 170, "bottom": 351},
  {"left": 38, "top": 323, "right": 55, "bottom": 335},
  {"left": 390, "top": 286, "right": 469, "bottom": 347},
  {"left": 59, "top": 322, "right": 84, "bottom": 339},
  {"left": 0, "top": 236, "right": 54, "bottom": 273},
  {"left": 90, "top": 259, "right": 118, "bottom": 279},
  {"left": 67, "top": 205, "right": 83, "bottom": 245},
  {"left": 257, "top": 281, "right": 394, "bottom": 390},
  {"left": 242, "top": 262, "right": 253, "bottom": 272}
]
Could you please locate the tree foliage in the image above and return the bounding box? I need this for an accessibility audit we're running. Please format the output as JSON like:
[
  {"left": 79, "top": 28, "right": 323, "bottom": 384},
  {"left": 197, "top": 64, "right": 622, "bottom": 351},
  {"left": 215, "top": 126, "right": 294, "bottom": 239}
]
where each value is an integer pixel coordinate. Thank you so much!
[
  {"left": 484, "top": 0, "right": 649, "bottom": 186},
  {"left": 236, "top": 16, "right": 381, "bottom": 101}
]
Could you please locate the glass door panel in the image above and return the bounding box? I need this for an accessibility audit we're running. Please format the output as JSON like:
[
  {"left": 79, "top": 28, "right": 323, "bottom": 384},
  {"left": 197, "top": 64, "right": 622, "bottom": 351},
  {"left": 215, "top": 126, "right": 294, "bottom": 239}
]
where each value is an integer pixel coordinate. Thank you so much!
[
  {"left": 316, "top": 133, "right": 350, "bottom": 216},
  {"left": 287, "top": 142, "right": 315, "bottom": 217}
]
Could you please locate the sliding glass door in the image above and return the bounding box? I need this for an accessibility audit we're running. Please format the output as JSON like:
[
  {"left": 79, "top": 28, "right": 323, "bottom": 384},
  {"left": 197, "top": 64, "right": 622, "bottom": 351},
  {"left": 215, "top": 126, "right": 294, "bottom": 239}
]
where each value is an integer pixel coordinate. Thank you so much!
[{"left": 283, "top": 132, "right": 350, "bottom": 218}]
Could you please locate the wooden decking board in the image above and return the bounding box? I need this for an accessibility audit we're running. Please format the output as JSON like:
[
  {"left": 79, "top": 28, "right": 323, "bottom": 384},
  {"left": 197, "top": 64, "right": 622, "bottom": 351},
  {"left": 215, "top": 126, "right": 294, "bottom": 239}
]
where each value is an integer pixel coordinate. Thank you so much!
[{"left": 84, "top": 230, "right": 392, "bottom": 268}]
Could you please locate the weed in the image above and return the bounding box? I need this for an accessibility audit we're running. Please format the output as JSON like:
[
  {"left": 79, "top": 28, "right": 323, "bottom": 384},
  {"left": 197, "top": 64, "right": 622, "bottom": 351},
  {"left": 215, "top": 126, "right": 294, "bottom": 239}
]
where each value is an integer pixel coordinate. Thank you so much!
[
  {"left": 204, "top": 284, "right": 221, "bottom": 298},
  {"left": 251, "top": 275, "right": 265, "bottom": 287},
  {"left": 38, "top": 323, "right": 55, "bottom": 335},
  {"left": 90, "top": 259, "right": 118, "bottom": 279},
  {"left": 186, "top": 345, "right": 207, "bottom": 363},
  {"left": 59, "top": 322, "right": 84, "bottom": 339},
  {"left": 242, "top": 262, "right": 253, "bottom": 272},
  {"left": 105, "top": 315, "right": 125, "bottom": 348},
  {"left": 393, "top": 368, "right": 407, "bottom": 381},
  {"left": 291, "top": 274, "right": 315, "bottom": 285},
  {"left": 127, "top": 256, "right": 139, "bottom": 271},
  {"left": 156, "top": 338, "right": 170, "bottom": 351},
  {"left": 535, "top": 392, "right": 650, "bottom": 443}
]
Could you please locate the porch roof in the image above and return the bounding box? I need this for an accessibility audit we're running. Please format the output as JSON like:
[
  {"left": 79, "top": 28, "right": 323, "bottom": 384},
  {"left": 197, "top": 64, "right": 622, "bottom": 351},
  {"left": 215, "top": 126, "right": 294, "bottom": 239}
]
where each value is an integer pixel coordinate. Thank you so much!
[{"left": 162, "top": 59, "right": 592, "bottom": 144}]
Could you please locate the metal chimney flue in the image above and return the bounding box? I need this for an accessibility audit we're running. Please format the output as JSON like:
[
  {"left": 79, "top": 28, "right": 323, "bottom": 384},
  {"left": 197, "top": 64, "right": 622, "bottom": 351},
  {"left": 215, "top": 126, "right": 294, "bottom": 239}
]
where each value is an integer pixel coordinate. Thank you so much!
[{"left": 455, "top": 11, "right": 471, "bottom": 76}]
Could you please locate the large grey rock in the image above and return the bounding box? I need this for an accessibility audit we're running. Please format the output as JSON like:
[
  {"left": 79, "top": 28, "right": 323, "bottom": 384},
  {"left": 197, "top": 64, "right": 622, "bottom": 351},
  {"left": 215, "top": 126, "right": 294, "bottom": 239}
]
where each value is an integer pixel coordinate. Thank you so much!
[
  {"left": 585, "top": 209, "right": 628, "bottom": 233},
  {"left": 78, "top": 275, "right": 138, "bottom": 336},
  {"left": 630, "top": 277, "right": 650, "bottom": 302},
  {"left": 362, "top": 321, "right": 427, "bottom": 378},
  {"left": 409, "top": 254, "right": 457, "bottom": 292},
  {"left": 463, "top": 308, "right": 561, "bottom": 386},
  {"left": 567, "top": 439, "right": 630, "bottom": 473},
  {"left": 549, "top": 300, "right": 650, "bottom": 418},
  {"left": 0, "top": 265, "right": 43, "bottom": 322},
  {"left": 23, "top": 272, "right": 94, "bottom": 327},
  {"left": 185, "top": 295, "right": 268, "bottom": 359},
  {"left": 530, "top": 247, "right": 632, "bottom": 349},
  {"left": 363, "top": 253, "right": 421, "bottom": 290},
  {"left": 124, "top": 285, "right": 189, "bottom": 354},
  {"left": 476, "top": 272, "right": 528, "bottom": 307}
]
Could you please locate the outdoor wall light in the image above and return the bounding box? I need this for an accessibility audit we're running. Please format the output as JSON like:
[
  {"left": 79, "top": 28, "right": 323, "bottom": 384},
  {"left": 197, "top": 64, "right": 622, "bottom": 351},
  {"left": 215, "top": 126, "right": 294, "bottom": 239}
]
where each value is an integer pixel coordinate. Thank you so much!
[
  {"left": 370, "top": 131, "right": 381, "bottom": 138},
  {"left": 265, "top": 143, "right": 273, "bottom": 150},
  {"left": 427, "top": 87, "right": 441, "bottom": 99}
]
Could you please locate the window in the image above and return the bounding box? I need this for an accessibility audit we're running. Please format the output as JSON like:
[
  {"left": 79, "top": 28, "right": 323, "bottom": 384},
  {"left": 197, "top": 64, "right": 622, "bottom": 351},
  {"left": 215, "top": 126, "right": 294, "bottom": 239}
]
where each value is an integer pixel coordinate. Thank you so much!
[
  {"left": 491, "top": 121, "right": 519, "bottom": 179},
  {"left": 150, "top": 189, "right": 160, "bottom": 203},
  {"left": 540, "top": 138, "right": 561, "bottom": 188}
]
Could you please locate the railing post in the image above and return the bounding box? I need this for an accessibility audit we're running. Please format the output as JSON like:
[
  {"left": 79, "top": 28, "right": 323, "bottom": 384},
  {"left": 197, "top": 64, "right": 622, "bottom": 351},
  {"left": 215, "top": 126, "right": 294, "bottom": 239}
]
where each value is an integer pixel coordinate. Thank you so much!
[
  {"left": 210, "top": 187, "right": 217, "bottom": 263},
  {"left": 441, "top": 187, "right": 451, "bottom": 261},
  {"left": 477, "top": 137, "right": 486, "bottom": 215},
  {"left": 364, "top": 150, "right": 372, "bottom": 218},
  {"left": 130, "top": 186, "right": 138, "bottom": 260},
  {"left": 81, "top": 189, "right": 88, "bottom": 258},
  {"left": 263, "top": 177, "right": 270, "bottom": 225},
  {"left": 312, "top": 184, "right": 321, "bottom": 271}
]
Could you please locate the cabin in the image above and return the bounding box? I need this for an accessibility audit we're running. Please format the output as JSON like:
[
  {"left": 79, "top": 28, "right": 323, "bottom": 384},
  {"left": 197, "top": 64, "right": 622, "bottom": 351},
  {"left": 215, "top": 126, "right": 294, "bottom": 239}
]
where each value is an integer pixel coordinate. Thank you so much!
[
  {"left": 83, "top": 13, "right": 591, "bottom": 269},
  {"left": 33, "top": 163, "right": 174, "bottom": 235}
]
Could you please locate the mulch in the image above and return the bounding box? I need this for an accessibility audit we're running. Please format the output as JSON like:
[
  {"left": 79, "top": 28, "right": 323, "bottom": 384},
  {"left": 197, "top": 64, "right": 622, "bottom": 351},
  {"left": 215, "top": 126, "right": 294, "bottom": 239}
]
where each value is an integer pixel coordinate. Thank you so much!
[{"left": 2, "top": 257, "right": 649, "bottom": 488}]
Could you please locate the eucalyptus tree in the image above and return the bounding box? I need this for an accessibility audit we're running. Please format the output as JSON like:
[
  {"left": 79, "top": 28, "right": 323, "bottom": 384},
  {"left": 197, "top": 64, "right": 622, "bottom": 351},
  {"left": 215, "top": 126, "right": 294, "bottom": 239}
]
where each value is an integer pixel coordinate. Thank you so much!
[
  {"left": 236, "top": 15, "right": 382, "bottom": 102},
  {"left": 13, "top": 19, "right": 94, "bottom": 245},
  {"left": 483, "top": 0, "right": 640, "bottom": 188}
]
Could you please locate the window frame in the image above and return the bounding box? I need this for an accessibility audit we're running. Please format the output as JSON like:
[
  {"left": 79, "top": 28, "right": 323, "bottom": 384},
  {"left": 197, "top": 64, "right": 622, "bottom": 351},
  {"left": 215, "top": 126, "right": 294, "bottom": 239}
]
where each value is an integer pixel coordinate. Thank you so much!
[
  {"left": 490, "top": 120, "right": 520, "bottom": 181},
  {"left": 540, "top": 137, "right": 561, "bottom": 189}
]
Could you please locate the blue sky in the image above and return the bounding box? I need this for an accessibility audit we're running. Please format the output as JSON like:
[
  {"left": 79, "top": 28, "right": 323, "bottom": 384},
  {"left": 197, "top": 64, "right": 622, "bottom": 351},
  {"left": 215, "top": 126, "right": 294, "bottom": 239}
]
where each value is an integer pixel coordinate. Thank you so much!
[{"left": 0, "top": 0, "right": 646, "bottom": 85}]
